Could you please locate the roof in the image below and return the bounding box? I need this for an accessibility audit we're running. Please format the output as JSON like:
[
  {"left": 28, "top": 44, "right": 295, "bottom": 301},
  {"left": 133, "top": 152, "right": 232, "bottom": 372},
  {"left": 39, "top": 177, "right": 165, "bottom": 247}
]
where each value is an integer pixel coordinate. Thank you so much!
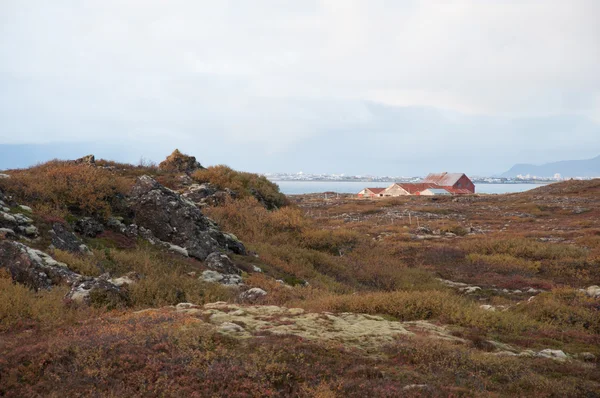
[
  {"left": 364, "top": 187, "right": 386, "bottom": 194},
  {"left": 422, "top": 172, "right": 467, "bottom": 186},
  {"left": 390, "top": 183, "right": 439, "bottom": 194}
]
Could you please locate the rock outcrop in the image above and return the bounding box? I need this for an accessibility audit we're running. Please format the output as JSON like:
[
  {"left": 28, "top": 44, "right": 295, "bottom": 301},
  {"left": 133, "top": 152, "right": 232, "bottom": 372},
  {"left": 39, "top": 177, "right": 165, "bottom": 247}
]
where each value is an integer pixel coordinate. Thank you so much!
[
  {"left": 0, "top": 240, "right": 126, "bottom": 305},
  {"left": 182, "top": 183, "right": 236, "bottom": 207},
  {"left": 158, "top": 149, "right": 203, "bottom": 174},
  {"left": 129, "top": 175, "right": 245, "bottom": 260},
  {"left": 204, "top": 252, "right": 240, "bottom": 275},
  {"left": 50, "top": 223, "right": 91, "bottom": 254},
  {"left": 74, "top": 154, "right": 96, "bottom": 165},
  {"left": 74, "top": 217, "right": 105, "bottom": 238}
]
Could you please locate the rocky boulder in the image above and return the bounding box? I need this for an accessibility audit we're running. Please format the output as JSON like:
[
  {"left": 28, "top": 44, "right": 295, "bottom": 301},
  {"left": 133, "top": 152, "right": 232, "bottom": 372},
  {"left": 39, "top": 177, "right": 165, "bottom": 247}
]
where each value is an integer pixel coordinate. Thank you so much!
[
  {"left": 158, "top": 149, "right": 203, "bottom": 174},
  {"left": 0, "top": 209, "right": 38, "bottom": 238},
  {"left": 129, "top": 175, "right": 245, "bottom": 260},
  {"left": 239, "top": 287, "right": 267, "bottom": 302},
  {"left": 74, "top": 154, "right": 96, "bottom": 165},
  {"left": 204, "top": 252, "right": 241, "bottom": 275},
  {"left": 0, "top": 240, "right": 126, "bottom": 306},
  {"left": 201, "top": 270, "right": 243, "bottom": 286},
  {"left": 182, "top": 183, "right": 237, "bottom": 207},
  {"left": 74, "top": 217, "right": 105, "bottom": 238},
  {"left": 0, "top": 240, "right": 80, "bottom": 290},
  {"left": 50, "top": 223, "right": 91, "bottom": 254}
]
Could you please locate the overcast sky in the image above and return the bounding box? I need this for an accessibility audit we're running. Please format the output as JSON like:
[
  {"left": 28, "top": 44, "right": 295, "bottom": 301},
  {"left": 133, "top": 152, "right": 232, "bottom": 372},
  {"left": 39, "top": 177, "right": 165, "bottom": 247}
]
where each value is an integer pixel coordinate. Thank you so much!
[{"left": 1, "top": 0, "right": 599, "bottom": 175}]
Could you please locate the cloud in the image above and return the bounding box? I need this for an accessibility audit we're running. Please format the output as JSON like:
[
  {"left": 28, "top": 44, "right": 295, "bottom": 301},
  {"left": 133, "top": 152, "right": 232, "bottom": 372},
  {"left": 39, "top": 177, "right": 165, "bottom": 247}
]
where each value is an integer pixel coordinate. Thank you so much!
[{"left": 0, "top": 0, "right": 599, "bottom": 172}]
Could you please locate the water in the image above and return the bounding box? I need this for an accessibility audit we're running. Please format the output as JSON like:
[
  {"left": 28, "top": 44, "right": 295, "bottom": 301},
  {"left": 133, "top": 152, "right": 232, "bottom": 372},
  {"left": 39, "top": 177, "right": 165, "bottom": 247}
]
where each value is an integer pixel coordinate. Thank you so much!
[{"left": 272, "top": 181, "right": 547, "bottom": 195}]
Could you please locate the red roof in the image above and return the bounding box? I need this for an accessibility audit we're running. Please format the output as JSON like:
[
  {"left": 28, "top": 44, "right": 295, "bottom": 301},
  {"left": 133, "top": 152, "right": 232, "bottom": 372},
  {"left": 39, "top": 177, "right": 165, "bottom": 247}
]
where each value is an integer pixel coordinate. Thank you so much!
[
  {"left": 393, "top": 183, "right": 438, "bottom": 194},
  {"left": 366, "top": 187, "right": 386, "bottom": 194},
  {"left": 422, "top": 172, "right": 467, "bottom": 186}
]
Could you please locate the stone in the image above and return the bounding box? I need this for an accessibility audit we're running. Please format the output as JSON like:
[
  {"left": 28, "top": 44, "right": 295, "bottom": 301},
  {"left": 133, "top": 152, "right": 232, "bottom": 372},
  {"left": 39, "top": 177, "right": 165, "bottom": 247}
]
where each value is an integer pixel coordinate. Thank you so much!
[
  {"left": 73, "top": 217, "right": 105, "bottom": 238},
  {"left": 129, "top": 175, "right": 245, "bottom": 260},
  {"left": 204, "top": 252, "right": 240, "bottom": 275},
  {"left": 0, "top": 240, "right": 78, "bottom": 290},
  {"left": 239, "top": 288, "right": 267, "bottom": 302},
  {"left": 460, "top": 286, "right": 481, "bottom": 294},
  {"left": 583, "top": 285, "right": 600, "bottom": 298},
  {"left": 0, "top": 210, "right": 39, "bottom": 239},
  {"left": 479, "top": 305, "right": 496, "bottom": 311},
  {"left": 0, "top": 173, "right": 10, "bottom": 179},
  {"left": 200, "top": 270, "right": 243, "bottom": 286},
  {"left": 415, "top": 226, "right": 433, "bottom": 235},
  {"left": 575, "top": 352, "right": 596, "bottom": 361},
  {"left": 252, "top": 265, "right": 263, "bottom": 273},
  {"left": 68, "top": 278, "right": 129, "bottom": 307},
  {"left": 537, "top": 349, "right": 568, "bottom": 361},
  {"left": 18, "top": 205, "right": 32, "bottom": 213},
  {"left": 0, "top": 227, "right": 16, "bottom": 238},
  {"left": 50, "top": 223, "right": 90, "bottom": 254},
  {"left": 74, "top": 154, "right": 96, "bottom": 165},
  {"left": 218, "top": 322, "right": 245, "bottom": 334},
  {"left": 108, "top": 273, "right": 138, "bottom": 287},
  {"left": 158, "top": 149, "right": 203, "bottom": 174},
  {"left": 168, "top": 244, "right": 189, "bottom": 257},
  {"left": 176, "top": 302, "right": 200, "bottom": 310},
  {"left": 0, "top": 240, "right": 124, "bottom": 307}
]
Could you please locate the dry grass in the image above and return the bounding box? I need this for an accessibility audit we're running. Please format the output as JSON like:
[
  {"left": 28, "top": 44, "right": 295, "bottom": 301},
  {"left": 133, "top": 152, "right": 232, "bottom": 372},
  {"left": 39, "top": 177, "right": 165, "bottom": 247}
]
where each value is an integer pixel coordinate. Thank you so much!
[{"left": 0, "top": 160, "right": 130, "bottom": 219}]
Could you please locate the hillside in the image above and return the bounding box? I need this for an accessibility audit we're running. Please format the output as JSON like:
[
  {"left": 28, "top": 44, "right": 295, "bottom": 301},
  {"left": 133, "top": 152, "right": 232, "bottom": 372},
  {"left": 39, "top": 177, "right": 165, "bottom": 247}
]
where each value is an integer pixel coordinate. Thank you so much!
[
  {"left": 501, "top": 155, "right": 600, "bottom": 178},
  {"left": 1, "top": 151, "right": 599, "bottom": 396}
]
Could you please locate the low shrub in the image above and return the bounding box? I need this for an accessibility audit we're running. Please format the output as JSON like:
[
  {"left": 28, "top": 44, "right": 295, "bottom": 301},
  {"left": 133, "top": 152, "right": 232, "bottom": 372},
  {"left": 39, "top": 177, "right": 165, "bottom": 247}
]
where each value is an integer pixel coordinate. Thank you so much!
[
  {"left": 0, "top": 269, "right": 99, "bottom": 331},
  {"left": 193, "top": 165, "right": 288, "bottom": 209},
  {"left": 0, "top": 160, "right": 130, "bottom": 219}
]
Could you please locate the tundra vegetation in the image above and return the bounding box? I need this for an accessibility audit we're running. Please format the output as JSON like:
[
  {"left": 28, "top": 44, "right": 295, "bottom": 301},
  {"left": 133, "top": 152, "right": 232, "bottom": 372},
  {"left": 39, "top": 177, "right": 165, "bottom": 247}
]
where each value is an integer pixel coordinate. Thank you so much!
[{"left": 0, "top": 154, "right": 599, "bottom": 397}]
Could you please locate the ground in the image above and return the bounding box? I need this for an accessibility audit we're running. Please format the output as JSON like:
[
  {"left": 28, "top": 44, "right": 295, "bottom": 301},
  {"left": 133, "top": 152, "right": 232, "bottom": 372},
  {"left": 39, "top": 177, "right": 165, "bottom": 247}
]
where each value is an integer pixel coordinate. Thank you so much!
[{"left": 1, "top": 162, "right": 599, "bottom": 397}]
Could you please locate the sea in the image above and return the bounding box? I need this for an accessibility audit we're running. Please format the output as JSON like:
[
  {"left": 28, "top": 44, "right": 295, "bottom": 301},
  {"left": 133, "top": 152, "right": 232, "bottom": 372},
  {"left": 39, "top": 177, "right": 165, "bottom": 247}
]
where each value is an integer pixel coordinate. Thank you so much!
[{"left": 272, "top": 181, "right": 547, "bottom": 195}]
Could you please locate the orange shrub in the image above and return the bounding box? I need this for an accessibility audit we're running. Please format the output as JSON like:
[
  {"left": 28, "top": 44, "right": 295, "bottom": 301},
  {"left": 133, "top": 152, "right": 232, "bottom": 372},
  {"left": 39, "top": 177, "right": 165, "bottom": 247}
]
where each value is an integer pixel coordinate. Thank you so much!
[
  {"left": 0, "top": 160, "right": 130, "bottom": 218},
  {"left": 193, "top": 165, "right": 288, "bottom": 209}
]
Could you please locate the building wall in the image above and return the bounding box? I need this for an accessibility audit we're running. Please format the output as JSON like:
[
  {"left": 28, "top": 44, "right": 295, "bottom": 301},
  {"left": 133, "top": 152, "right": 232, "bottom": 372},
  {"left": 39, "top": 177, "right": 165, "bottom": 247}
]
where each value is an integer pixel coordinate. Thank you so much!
[
  {"left": 454, "top": 175, "right": 475, "bottom": 193},
  {"left": 383, "top": 184, "right": 410, "bottom": 196}
]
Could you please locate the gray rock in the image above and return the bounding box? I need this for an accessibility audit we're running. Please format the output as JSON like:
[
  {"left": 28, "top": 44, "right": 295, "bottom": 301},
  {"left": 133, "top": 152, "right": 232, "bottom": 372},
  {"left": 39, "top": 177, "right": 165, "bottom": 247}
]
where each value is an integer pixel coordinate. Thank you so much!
[
  {"left": 74, "top": 217, "right": 105, "bottom": 238},
  {"left": 239, "top": 287, "right": 267, "bottom": 302},
  {"left": 205, "top": 252, "right": 240, "bottom": 275},
  {"left": 68, "top": 277, "right": 128, "bottom": 307},
  {"left": 537, "top": 349, "right": 568, "bottom": 361},
  {"left": 0, "top": 240, "right": 77, "bottom": 290},
  {"left": 0, "top": 173, "right": 10, "bottom": 179},
  {"left": 575, "top": 352, "right": 596, "bottom": 361},
  {"left": 218, "top": 322, "right": 245, "bottom": 334},
  {"left": 583, "top": 285, "right": 600, "bottom": 298},
  {"left": 200, "top": 270, "right": 243, "bottom": 286},
  {"left": 18, "top": 205, "right": 32, "bottom": 213},
  {"left": 74, "top": 154, "right": 96, "bottom": 165},
  {"left": 0, "top": 209, "right": 39, "bottom": 239},
  {"left": 129, "top": 176, "right": 245, "bottom": 260},
  {"left": 50, "top": 223, "right": 90, "bottom": 254},
  {"left": 0, "top": 240, "right": 127, "bottom": 306},
  {"left": 0, "top": 227, "right": 16, "bottom": 238}
]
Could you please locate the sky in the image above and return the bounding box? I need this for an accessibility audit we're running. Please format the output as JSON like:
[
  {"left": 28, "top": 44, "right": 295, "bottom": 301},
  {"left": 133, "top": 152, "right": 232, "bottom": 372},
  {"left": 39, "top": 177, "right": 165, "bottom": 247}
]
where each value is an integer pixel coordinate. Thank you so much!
[{"left": 1, "top": 0, "right": 599, "bottom": 176}]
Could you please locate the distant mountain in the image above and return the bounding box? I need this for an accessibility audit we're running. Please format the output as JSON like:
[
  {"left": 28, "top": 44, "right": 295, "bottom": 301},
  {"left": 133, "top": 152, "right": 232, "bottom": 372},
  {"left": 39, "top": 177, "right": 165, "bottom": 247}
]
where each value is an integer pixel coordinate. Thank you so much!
[{"left": 501, "top": 155, "right": 600, "bottom": 178}]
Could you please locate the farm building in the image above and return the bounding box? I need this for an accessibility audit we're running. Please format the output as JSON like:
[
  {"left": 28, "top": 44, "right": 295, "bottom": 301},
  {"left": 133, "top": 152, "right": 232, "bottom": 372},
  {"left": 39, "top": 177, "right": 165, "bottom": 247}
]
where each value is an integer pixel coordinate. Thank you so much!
[
  {"left": 419, "top": 188, "right": 452, "bottom": 196},
  {"left": 357, "top": 187, "right": 386, "bottom": 198},
  {"left": 382, "top": 183, "right": 438, "bottom": 196},
  {"left": 422, "top": 172, "right": 475, "bottom": 194},
  {"left": 358, "top": 172, "right": 475, "bottom": 198}
]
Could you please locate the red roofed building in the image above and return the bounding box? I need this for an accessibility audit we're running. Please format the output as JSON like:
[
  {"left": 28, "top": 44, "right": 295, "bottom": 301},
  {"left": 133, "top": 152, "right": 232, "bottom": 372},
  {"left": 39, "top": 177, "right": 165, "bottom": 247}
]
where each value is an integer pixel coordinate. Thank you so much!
[
  {"left": 422, "top": 172, "right": 475, "bottom": 194},
  {"left": 357, "top": 187, "right": 386, "bottom": 198},
  {"left": 383, "top": 183, "right": 439, "bottom": 196}
]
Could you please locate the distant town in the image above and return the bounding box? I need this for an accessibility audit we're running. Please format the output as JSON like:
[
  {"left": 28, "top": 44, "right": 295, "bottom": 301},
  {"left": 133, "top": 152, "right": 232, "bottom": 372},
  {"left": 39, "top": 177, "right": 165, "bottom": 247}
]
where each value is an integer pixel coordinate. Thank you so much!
[{"left": 263, "top": 172, "right": 596, "bottom": 184}]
